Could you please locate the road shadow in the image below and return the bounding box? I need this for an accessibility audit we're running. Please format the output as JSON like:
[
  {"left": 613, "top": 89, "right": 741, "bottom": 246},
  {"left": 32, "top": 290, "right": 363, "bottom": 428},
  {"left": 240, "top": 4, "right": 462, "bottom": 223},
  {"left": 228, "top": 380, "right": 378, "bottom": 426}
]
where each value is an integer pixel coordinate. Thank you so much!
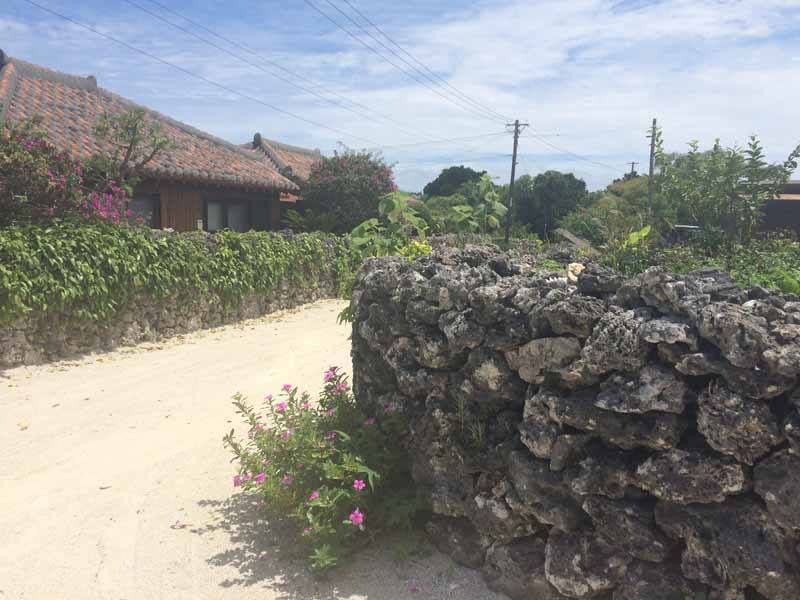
[{"left": 192, "top": 492, "right": 502, "bottom": 600}]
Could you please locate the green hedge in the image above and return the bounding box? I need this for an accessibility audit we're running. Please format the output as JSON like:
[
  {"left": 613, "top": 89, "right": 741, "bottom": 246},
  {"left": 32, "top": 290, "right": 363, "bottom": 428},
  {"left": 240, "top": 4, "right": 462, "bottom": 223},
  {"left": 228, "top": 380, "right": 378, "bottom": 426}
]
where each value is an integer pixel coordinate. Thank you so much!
[{"left": 0, "top": 221, "right": 361, "bottom": 324}]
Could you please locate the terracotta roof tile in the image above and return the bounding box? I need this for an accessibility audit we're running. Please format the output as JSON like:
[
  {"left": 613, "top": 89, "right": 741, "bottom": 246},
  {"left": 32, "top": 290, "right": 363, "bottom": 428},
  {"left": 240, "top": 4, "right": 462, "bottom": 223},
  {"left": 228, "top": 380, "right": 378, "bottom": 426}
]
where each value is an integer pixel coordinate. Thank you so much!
[
  {"left": 244, "top": 132, "right": 322, "bottom": 181},
  {"left": 0, "top": 51, "right": 298, "bottom": 192}
]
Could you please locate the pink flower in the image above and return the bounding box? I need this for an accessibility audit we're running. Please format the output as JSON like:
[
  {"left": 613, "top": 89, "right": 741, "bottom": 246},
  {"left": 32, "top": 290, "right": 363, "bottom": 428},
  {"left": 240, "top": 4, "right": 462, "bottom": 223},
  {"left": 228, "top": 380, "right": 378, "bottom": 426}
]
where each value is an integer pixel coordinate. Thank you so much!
[
  {"left": 349, "top": 509, "right": 365, "bottom": 526},
  {"left": 301, "top": 402, "right": 311, "bottom": 411},
  {"left": 325, "top": 431, "right": 337, "bottom": 441},
  {"left": 309, "top": 490, "right": 320, "bottom": 501},
  {"left": 281, "top": 474, "right": 294, "bottom": 486},
  {"left": 282, "top": 384, "right": 294, "bottom": 392},
  {"left": 254, "top": 472, "right": 266, "bottom": 484},
  {"left": 363, "top": 417, "right": 376, "bottom": 426},
  {"left": 353, "top": 479, "right": 366, "bottom": 491},
  {"left": 303, "top": 527, "right": 312, "bottom": 534},
  {"left": 323, "top": 369, "right": 336, "bottom": 382},
  {"left": 335, "top": 382, "right": 349, "bottom": 392},
  {"left": 383, "top": 403, "right": 394, "bottom": 414},
  {"left": 264, "top": 394, "right": 273, "bottom": 402},
  {"left": 275, "top": 402, "right": 287, "bottom": 413},
  {"left": 326, "top": 408, "right": 335, "bottom": 417},
  {"left": 281, "top": 430, "right": 292, "bottom": 441},
  {"left": 243, "top": 473, "right": 253, "bottom": 482},
  {"left": 233, "top": 475, "right": 242, "bottom": 487}
]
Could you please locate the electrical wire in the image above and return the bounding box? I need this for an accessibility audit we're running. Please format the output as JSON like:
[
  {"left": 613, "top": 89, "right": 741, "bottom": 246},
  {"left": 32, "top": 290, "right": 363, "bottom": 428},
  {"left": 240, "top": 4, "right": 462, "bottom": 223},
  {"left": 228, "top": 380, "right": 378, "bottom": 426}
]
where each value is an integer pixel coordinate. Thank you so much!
[
  {"left": 522, "top": 129, "right": 623, "bottom": 173},
  {"left": 338, "top": 0, "right": 513, "bottom": 123},
  {"left": 22, "top": 0, "right": 381, "bottom": 146},
  {"left": 370, "top": 131, "right": 509, "bottom": 151},
  {"left": 304, "top": 0, "right": 506, "bottom": 125},
  {"left": 131, "top": 0, "right": 446, "bottom": 143}
]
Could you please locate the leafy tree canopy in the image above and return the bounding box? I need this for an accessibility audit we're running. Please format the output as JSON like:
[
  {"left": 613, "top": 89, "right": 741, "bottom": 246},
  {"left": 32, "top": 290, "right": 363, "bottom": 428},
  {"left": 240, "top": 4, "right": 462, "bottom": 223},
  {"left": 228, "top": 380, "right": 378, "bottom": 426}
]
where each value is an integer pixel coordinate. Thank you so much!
[
  {"left": 513, "top": 170, "right": 588, "bottom": 238},
  {"left": 422, "top": 165, "right": 486, "bottom": 198},
  {"left": 301, "top": 150, "right": 397, "bottom": 234}
]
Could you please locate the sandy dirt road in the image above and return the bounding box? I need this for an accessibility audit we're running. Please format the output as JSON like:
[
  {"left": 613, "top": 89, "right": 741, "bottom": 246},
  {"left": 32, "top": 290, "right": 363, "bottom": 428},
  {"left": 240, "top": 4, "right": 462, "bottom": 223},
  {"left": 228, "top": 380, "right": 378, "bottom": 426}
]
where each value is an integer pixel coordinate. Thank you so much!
[{"left": 0, "top": 299, "right": 500, "bottom": 600}]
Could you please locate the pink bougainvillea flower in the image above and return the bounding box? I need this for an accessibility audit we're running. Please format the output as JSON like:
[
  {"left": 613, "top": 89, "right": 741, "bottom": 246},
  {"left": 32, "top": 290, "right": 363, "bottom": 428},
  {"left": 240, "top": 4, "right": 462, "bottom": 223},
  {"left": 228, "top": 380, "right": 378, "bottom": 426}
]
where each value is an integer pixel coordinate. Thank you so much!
[
  {"left": 281, "top": 474, "right": 294, "bottom": 486},
  {"left": 243, "top": 473, "right": 253, "bottom": 482},
  {"left": 264, "top": 394, "right": 273, "bottom": 402},
  {"left": 274, "top": 402, "right": 288, "bottom": 413},
  {"left": 281, "top": 430, "right": 292, "bottom": 441},
  {"left": 303, "top": 527, "right": 312, "bottom": 534},
  {"left": 326, "top": 408, "right": 335, "bottom": 417},
  {"left": 233, "top": 475, "right": 242, "bottom": 487},
  {"left": 325, "top": 431, "right": 337, "bottom": 441},
  {"left": 363, "top": 417, "right": 376, "bottom": 426},
  {"left": 282, "top": 384, "right": 294, "bottom": 392},
  {"left": 309, "top": 490, "right": 320, "bottom": 501},
  {"left": 349, "top": 509, "right": 365, "bottom": 526},
  {"left": 301, "top": 402, "right": 311, "bottom": 411},
  {"left": 335, "top": 382, "right": 349, "bottom": 392},
  {"left": 353, "top": 479, "right": 366, "bottom": 491},
  {"left": 323, "top": 369, "right": 336, "bottom": 382},
  {"left": 254, "top": 472, "right": 266, "bottom": 484}
]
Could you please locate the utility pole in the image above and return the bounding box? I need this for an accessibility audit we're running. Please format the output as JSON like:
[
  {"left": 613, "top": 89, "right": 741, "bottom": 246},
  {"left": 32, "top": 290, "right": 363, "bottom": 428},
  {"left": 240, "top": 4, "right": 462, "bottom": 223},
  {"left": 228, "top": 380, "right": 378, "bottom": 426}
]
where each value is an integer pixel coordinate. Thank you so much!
[
  {"left": 505, "top": 119, "right": 529, "bottom": 243},
  {"left": 628, "top": 161, "right": 639, "bottom": 176},
  {"left": 647, "top": 118, "right": 657, "bottom": 216}
]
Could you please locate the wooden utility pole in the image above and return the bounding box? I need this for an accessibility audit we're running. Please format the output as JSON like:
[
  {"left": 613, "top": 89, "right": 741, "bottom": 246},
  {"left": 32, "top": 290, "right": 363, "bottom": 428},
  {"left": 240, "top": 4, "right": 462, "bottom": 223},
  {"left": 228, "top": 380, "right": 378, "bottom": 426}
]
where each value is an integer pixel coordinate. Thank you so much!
[
  {"left": 647, "top": 118, "right": 657, "bottom": 215},
  {"left": 505, "top": 119, "right": 529, "bottom": 243},
  {"left": 628, "top": 161, "right": 638, "bottom": 176}
]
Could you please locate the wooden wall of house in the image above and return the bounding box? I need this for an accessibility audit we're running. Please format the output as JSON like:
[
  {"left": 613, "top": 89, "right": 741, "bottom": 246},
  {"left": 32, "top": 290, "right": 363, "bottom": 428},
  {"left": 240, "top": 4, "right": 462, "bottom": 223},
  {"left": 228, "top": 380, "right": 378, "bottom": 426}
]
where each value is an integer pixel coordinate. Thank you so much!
[
  {"left": 136, "top": 180, "right": 284, "bottom": 232},
  {"left": 159, "top": 185, "right": 202, "bottom": 232}
]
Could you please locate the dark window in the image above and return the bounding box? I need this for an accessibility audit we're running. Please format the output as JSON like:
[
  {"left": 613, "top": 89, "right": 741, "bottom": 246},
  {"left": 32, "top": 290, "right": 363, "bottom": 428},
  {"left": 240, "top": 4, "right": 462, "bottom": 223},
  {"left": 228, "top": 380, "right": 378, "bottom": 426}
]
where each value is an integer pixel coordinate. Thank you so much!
[
  {"left": 204, "top": 199, "right": 252, "bottom": 232},
  {"left": 128, "top": 194, "right": 160, "bottom": 228}
]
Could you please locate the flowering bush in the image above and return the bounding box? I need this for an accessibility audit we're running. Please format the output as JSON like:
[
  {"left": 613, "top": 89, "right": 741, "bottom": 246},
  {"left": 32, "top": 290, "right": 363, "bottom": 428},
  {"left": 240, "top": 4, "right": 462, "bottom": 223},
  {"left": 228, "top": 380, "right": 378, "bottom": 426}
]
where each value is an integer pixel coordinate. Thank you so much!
[
  {"left": 224, "top": 368, "right": 416, "bottom": 572},
  {"left": 0, "top": 120, "right": 131, "bottom": 226}
]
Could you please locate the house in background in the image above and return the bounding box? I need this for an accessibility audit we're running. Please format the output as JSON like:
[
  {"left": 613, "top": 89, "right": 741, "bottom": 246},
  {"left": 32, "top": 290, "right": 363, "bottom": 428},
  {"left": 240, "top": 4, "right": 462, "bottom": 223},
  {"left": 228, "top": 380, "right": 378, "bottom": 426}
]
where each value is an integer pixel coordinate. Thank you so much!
[
  {"left": 764, "top": 180, "right": 800, "bottom": 232},
  {"left": 242, "top": 132, "right": 322, "bottom": 203},
  {"left": 0, "top": 49, "right": 302, "bottom": 232}
]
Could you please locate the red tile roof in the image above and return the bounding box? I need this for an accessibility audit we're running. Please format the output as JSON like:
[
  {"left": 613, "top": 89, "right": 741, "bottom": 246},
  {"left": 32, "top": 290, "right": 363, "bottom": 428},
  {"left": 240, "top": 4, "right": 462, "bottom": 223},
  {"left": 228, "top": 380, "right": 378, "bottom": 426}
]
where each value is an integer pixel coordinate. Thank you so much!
[
  {"left": 243, "top": 132, "right": 322, "bottom": 181},
  {"left": 0, "top": 51, "right": 298, "bottom": 192}
]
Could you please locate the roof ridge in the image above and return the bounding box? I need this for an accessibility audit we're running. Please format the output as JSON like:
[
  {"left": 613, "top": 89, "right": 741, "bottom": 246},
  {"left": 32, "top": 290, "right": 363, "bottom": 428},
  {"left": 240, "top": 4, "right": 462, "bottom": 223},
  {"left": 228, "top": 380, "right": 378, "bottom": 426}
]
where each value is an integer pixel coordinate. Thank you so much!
[
  {"left": 262, "top": 136, "right": 321, "bottom": 156},
  {"left": 5, "top": 54, "right": 98, "bottom": 92}
]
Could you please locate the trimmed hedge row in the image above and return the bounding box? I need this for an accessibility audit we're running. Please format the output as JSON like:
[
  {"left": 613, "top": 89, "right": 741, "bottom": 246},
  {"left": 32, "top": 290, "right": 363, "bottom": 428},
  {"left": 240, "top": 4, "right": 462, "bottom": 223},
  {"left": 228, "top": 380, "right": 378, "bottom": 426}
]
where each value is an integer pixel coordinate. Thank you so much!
[{"left": 0, "top": 221, "right": 361, "bottom": 325}]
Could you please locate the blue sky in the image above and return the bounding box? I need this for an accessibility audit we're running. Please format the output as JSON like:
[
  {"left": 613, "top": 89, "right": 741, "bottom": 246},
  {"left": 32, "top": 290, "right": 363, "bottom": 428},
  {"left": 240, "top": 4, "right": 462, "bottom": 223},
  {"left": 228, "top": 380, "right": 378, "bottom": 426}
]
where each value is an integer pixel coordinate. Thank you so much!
[{"left": 4, "top": 0, "right": 800, "bottom": 191}]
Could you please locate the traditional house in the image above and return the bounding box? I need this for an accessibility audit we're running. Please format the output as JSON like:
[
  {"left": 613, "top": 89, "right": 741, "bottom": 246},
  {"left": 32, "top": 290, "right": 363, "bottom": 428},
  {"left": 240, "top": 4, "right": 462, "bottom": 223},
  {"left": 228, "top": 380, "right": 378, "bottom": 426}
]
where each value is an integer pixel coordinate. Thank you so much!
[
  {"left": 0, "top": 50, "right": 300, "bottom": 232},
  {"left": 242, "top": 132, "right": 322, "bottom": 203}
]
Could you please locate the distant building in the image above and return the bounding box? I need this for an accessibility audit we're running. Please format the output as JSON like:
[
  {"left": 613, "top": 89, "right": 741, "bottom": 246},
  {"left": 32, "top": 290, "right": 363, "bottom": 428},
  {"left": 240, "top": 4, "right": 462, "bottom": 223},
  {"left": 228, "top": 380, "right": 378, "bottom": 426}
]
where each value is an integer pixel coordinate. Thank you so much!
[
  {"left": 763, "top": 180, "right": 800, "bottom": 232},
  {"left": 0, "top": 49, "right": 312, "bottom": 232}
]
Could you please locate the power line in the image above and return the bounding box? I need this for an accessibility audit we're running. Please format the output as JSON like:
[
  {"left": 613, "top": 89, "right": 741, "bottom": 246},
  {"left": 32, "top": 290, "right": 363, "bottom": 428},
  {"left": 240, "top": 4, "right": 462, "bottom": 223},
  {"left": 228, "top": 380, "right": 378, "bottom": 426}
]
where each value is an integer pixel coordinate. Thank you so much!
[
  {"left": 132, "top": 0, "right": 444, "bottom": 143},
  {"left": 370, "top": 131, "right": 508, "bottom": 151},
  {"left": 522, "top": 128, "right": 622, "bottom": 173},
  {"left": 304, "top": 0, "right": 505, "bottom": 125},
  {"left": 22, "top": 0, "right": 381, "bottom": 146},
  {"left": 321, "top": 0, "right": 506, "bottom": 123},
  {"left": 338, "top": 0, "right": 512, "bottom": 123}
]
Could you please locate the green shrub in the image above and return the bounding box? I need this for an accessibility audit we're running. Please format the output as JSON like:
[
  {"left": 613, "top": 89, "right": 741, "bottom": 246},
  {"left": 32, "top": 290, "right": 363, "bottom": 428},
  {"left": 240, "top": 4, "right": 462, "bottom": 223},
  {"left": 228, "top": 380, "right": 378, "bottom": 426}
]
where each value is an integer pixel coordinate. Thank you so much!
[
  {"left": 0, "top": 220, "right": 361, "bottom": 324},
  {"left": 224, "top": 368, "right": 417, "bottom": 572},
  {"left": 609, "top": 235, "right": 800, "bottom": 293}
]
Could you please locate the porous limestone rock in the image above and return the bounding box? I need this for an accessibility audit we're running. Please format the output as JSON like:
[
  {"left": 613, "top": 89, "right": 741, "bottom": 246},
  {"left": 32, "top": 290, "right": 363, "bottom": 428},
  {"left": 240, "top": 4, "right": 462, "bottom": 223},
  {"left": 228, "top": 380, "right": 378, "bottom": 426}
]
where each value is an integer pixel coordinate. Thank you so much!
[
  {"left": 634, "top": 449, "right": 748, "bottom": 504},
  {"left": 697, "top": 383, "right": 782, "bottom": 464}
]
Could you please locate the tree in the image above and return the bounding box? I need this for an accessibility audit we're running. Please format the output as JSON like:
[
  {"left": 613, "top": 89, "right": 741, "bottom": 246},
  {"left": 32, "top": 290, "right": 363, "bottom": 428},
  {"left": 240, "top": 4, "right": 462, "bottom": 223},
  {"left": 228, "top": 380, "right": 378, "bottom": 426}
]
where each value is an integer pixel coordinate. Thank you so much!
[
  {"left": 91, "top": 108, "right": 174, "bottom": 186},
  {"left": 514, "top": 171, "right": 588, "bottom": 238},
  {"left": 301, "top": 150, "right": 397, "bottom": 234},
  {"left": 423, "top": 165, "right": 485, "bottom": 198}
]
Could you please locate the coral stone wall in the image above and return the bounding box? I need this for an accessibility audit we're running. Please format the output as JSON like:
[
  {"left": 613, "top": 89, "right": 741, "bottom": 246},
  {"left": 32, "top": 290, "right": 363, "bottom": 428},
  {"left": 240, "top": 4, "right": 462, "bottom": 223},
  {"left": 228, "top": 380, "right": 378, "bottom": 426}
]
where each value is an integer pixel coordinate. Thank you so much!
[{"left": 351, "top": 246, "right": 800, "bottom": 600}]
